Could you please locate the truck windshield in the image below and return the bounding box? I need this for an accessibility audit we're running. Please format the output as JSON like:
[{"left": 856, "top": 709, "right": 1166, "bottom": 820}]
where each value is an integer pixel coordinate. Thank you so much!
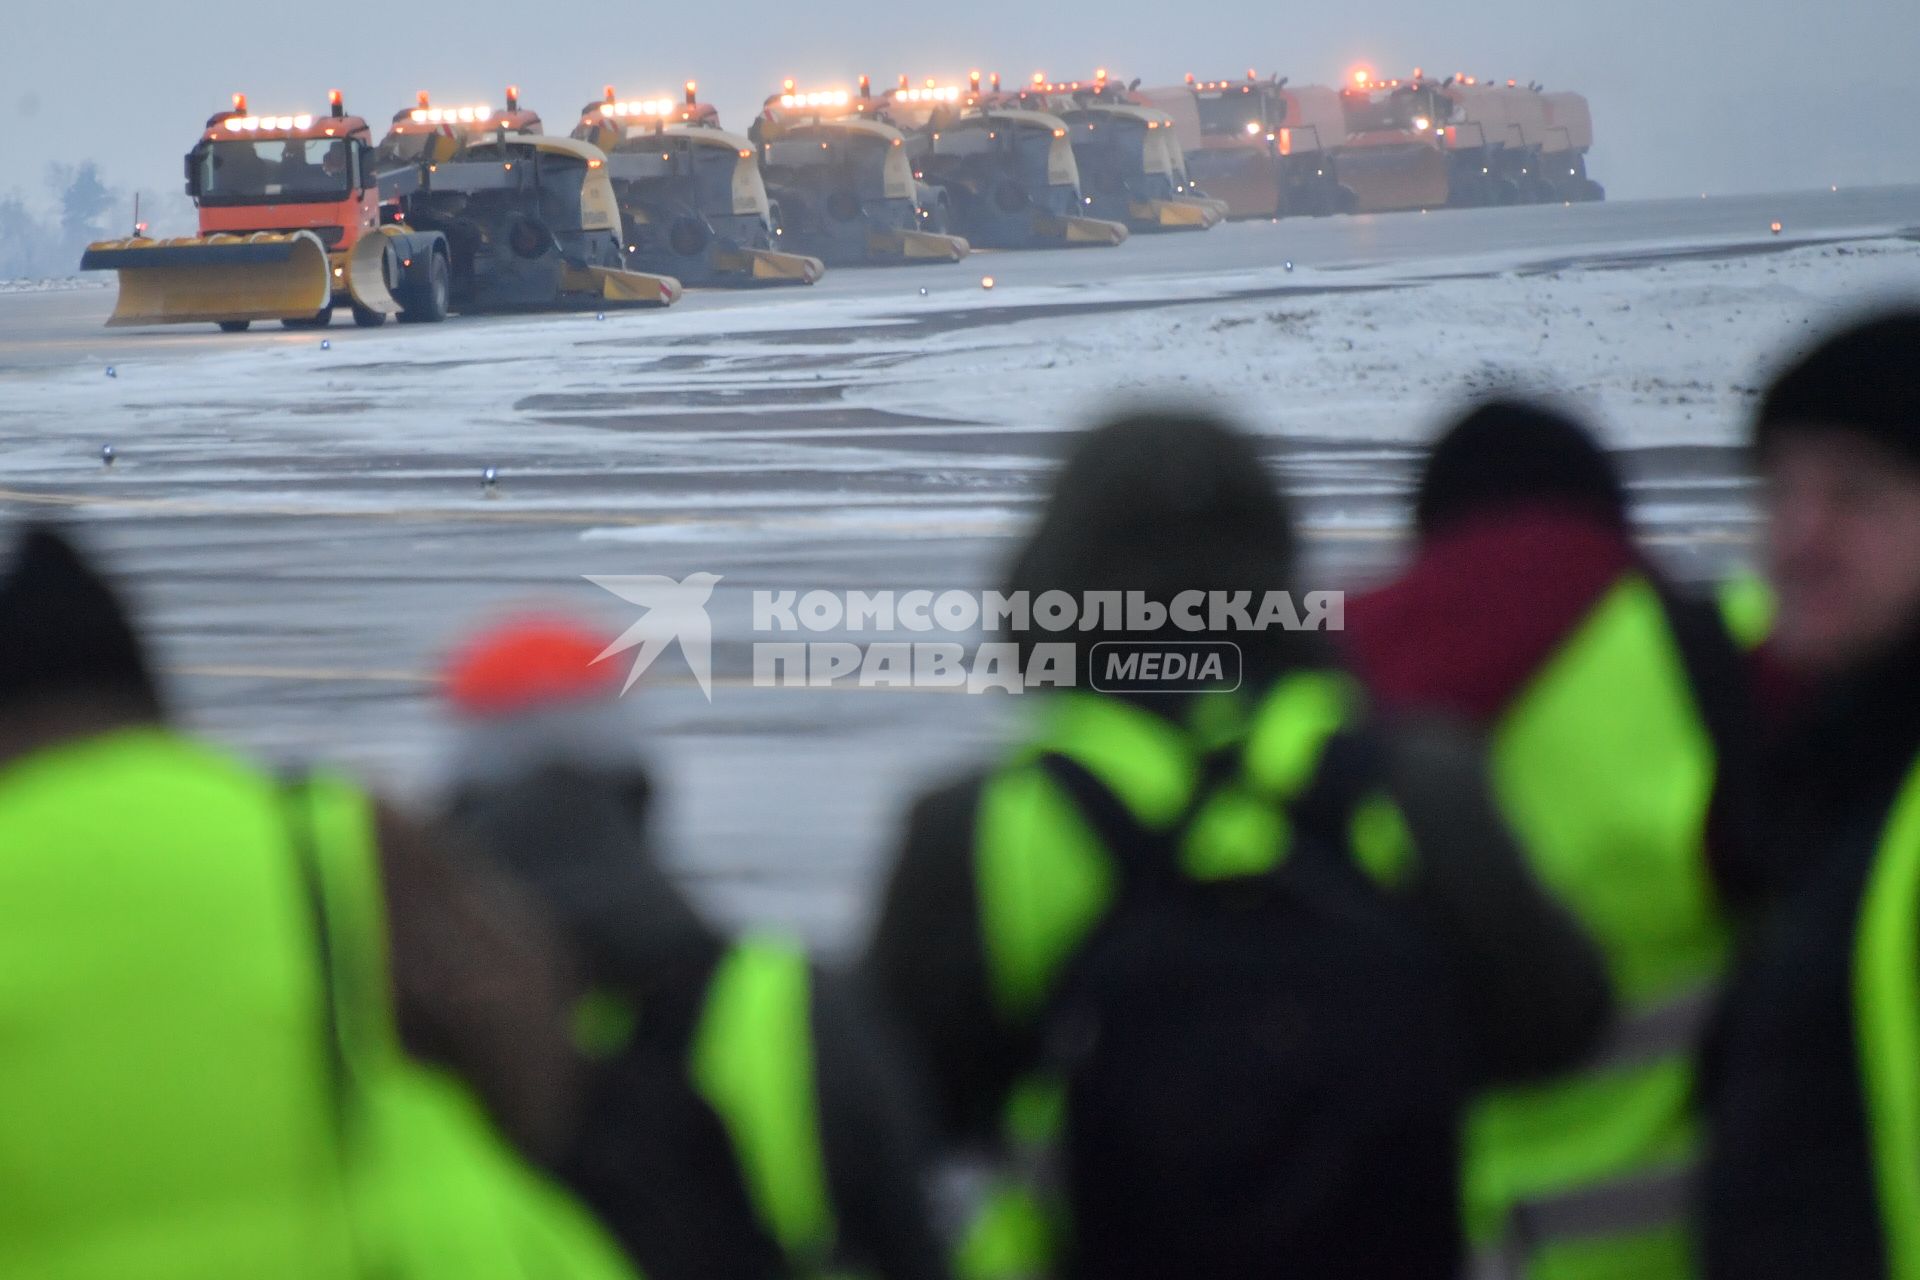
[
  {"left": 197, "top": 139, "right": 352, "bottom": 203},
  {"left": 1195, "top": 88, "right": 1277, "bottom": 137}
]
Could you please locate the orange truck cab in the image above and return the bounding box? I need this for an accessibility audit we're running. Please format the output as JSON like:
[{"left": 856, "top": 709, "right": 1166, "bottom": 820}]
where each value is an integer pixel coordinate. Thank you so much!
[{"left": 81, "top": 92, "right": 451, "bottom": 330}]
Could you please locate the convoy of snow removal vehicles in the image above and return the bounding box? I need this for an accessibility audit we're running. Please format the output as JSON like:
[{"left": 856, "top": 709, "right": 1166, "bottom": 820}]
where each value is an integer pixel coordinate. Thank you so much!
[
  {"left": 1143, "top": 68, "right": 1604, "bottom": 219},
  {"left": 79, "top": 62, "right": 1604, "bottom": 329}
]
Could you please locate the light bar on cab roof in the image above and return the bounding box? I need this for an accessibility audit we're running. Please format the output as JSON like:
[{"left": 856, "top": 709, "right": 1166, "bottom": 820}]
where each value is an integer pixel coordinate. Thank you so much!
[
  {"left": 778, "top": 89, "right": 852, "bottom": 109},
  {"left": 891, "top": 84, "right": 964, "bottom": 104},
  {"left": 598, "top": 97, "right": 679, "bottom": 118},
  {"left": 409, "top": 104, "right": 496, "bottom": 126},
  {"left": 225, "top": 113, "right": 316, "bottom": 131}
]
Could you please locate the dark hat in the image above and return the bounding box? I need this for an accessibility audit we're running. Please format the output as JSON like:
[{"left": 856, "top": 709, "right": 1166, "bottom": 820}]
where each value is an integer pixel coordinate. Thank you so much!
[
  {"left": 1003, "top": 409, "right": 1312, "bottom": 691},
  {"left": 1754, "top": 310, "right": 1920, "bottom": 472},
  {"left": 1414, "top": 398, "right": 1626, "bottom": 538},
  {"left": 1007, "top": 409, "right": 1296, "bottom": 607},
  {"left": 0, "top": 524, "right": 162, "bottom": 716}
]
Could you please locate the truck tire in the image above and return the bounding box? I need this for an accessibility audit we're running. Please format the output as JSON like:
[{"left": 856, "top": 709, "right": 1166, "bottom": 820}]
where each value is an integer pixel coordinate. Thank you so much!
[
  {"left": 351, "top": 302, "right": 388, "bottom": 328},
  {"left": 217, "top": 320, "right": 252, "bottom": 333},
  {"left": 398, "top": 253, "right": 450, "bottom": 324},
  {"left": 282, "top": 306, "right": 334, "bottom": 329},
  {"left": 667, "top": 216, "right": 713, "bottom": 257}
]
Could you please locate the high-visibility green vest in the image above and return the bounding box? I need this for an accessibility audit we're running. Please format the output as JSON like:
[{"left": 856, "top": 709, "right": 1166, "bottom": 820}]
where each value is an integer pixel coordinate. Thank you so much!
[
  {"left": 688, "top": 937, "right": 839, "bottom": 1273},
  {"left": 572, "top": 934, "right": 840, "bottom": 1278},
  {"left": 1466, "top": 575, "right": 1728, "bottom": 1280},
  {"left": 0, "top": 727, "right": 639, "bottom": 1280},
  {"left": 957, "top": 674, "right": 1413, "bottom": 1280},
  {"left": 1854, "top": 755, "right": 1920, "bottom": 1280},
  {"left": 1716, "top": 573, "right": 1775, "bottom": 652}
]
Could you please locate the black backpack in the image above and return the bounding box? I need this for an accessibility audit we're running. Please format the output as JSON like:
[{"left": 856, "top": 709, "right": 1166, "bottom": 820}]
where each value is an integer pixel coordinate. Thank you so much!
[{"left": 1033, "top": 734, "right": 1472, "bottom": 1280}]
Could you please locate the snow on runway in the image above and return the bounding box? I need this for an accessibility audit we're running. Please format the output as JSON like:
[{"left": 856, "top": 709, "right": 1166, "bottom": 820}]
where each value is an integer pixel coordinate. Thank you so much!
[{"left": 3, "top": 193, "right": 1919, "bottom": 949}]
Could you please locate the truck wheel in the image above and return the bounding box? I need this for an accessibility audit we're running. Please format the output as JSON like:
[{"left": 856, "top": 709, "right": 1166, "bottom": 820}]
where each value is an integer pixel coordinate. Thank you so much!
[
  {"left": 282, "top": 306, "right": 334, "bottom": 329},
  {"left": 668, "top": 216, "right": 713, "bottom": 258},
  {"left": 217, "top": 320, "right": 252, "bottom": 333},
  {"left": 399, "top": 253, "right": 450, "bottom": 324},
  {"left": 351, "top": 302, "right": 388, "bottom": 328}
]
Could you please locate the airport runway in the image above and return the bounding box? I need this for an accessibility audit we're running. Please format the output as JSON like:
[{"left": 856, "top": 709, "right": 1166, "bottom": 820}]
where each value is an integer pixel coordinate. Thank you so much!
[{"left": 3, "top": 184, "right": 1917, "bottom": 949}]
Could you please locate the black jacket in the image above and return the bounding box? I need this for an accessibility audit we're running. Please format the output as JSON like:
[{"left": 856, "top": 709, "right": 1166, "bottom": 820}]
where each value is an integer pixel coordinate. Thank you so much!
[
  {"left": 1701, "top": 619, "right": 1920, "bottom": 1280},
  {"left": 446, "top": 766, "right": 949, "bottom": 1280}
]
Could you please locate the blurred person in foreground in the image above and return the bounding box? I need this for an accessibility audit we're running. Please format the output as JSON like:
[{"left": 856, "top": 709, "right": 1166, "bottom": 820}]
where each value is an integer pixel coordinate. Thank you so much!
[
  {"left": 1700, "top": 311, "right": 1920, "bottom": 1280},
  {"left": 1342, "top": 399, "right": 1757, "bottom": 1280},
  {"left": 864, "top": 410, "right": 1609, "bottom": 1280},
  {"left": 439, "top": 618, "right": 948, "bottom": 1280},
  {"left": 0, "top": 524, "right": 638, "bottom": 1280}
]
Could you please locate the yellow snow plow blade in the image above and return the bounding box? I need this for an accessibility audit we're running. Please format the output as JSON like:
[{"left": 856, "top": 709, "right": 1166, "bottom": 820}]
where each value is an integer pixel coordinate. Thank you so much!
[
  {"left": 342, "top": 229, "right": 401, "bottom": 318},
  {"left": 561, "top": 264, "right": 683, "bottom": 307},
  {"left": 1128, "top": 198, "right": 1224, "bottom": 230},
  {"left": 81, "top": 231, "right": 330, "bottom": 327},
  {"left": 709, "top": 246, "right": 826, "bottom": 285},
  {"left": 1034, "top": 213, "right": 1130, "bottom": 246},
  {"left": 867, "top": 228, "right": 971, "bottom": 263}
]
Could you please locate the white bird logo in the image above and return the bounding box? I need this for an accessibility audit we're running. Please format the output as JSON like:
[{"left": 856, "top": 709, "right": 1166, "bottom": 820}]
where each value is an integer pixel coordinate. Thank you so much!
[{"left": 584, "top": 572, "right": 722, "bottom": 700}]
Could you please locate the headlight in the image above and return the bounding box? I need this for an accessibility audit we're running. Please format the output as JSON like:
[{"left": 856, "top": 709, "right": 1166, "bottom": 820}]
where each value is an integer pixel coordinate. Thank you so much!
[
  {"left": 1244, "top": 121, "right": 1260, "bottom": 135},
  {"left": 1413, "top": 116, "right": 1431, "bottom": 131}
]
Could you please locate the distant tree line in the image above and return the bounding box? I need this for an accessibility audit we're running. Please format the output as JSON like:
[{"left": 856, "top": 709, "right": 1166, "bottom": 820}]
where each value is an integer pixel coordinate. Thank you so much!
[{"left": 0, "top": 162, "right": 124, "bottom": 280}]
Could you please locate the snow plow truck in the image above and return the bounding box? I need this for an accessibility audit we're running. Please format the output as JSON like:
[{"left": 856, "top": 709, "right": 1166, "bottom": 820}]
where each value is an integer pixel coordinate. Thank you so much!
[
  {"left": 1140, "top": 72, "right": 1353, "bottom": 218},
  {"left": 749, "top": 82, "right": 970, "bottom": 267},
  {"left": 371, "top": 90, "right": 680, "bottom": 312},
  {"left": 876, "top": 72, "right": 1128, "bottom": 250},
  {"left": 1019, "top": 72, "right": 1226, "bottom": 232},
  {"left": 80, "top": 92, "right": 453, "bottom": 330},
  {"left": 573, "top": 84, "right": 824, "bottom": 286}
]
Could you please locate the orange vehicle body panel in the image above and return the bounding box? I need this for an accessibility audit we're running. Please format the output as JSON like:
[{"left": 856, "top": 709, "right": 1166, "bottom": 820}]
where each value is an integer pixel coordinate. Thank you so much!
[
  {"left": 1278, "top": 85, "right": 1344, "bottom": 158},
  {"left": 1541, "top": 91, "right": 1594, "bottom": 154},
  {"left": 1138, "top": 83, "right": 1282, "bottom": 218},
  {"left": 1441, "top": 86, "right": 1512, "bottom": 153},
  {"left": 1500, "top": 87, "right": 1552, "bottom": 152},
  {"left": 197, "top": 194, "right": 380, "bottom": 244},
  {"left": 1332, "top": 131, "right": 1450, "bottom": 211}
]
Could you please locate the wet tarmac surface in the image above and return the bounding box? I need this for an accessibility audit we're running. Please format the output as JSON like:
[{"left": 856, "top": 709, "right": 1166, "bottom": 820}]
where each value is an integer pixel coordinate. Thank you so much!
[{"left": 3, "top": 184, "right": 1917, "bottom": 950}]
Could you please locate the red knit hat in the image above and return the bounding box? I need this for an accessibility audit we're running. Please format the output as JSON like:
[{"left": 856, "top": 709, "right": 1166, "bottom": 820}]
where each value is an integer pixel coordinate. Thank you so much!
[{"left": 444, "top": 616, "right": 622, "bottom": 718}]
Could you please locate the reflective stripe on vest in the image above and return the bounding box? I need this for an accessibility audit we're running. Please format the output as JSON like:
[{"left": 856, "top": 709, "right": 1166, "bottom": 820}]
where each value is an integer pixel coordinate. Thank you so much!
[
  {"left": 689, "top": 936, "right": 837, "bottom": 1268},
  {"left": 1855, "top": 756, "right": 1920, "bottom": 1280},
  {"left": 1468, "top": 574, "right": 1726, "bottom": 1279}
]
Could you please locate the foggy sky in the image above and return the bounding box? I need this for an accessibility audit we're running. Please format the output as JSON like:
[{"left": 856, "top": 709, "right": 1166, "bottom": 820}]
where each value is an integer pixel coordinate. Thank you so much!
[{"left": 7, "top": 0, "right": 1917, "bottom": 228}]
